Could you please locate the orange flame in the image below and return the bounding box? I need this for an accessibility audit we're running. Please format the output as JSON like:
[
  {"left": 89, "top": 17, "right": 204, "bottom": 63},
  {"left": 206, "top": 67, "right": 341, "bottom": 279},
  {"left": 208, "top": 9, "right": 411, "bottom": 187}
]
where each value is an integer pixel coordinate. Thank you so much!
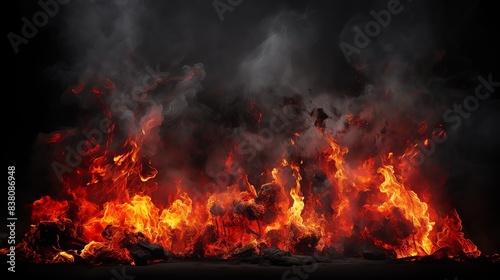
[{"left": 13, "top": 77, "right": 484, "bottom": 264}]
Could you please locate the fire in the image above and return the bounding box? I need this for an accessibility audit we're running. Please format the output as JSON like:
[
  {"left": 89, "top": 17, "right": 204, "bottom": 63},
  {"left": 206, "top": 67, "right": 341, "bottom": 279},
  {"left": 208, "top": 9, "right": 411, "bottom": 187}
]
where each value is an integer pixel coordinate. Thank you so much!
[
  {"left": 11, "top": 69, "right": 487, "bottom": 265},
  {"left": 377, "top": 165, "right": 434, "bottom": 257},
  {"left": 286, "top": 163, "right": 305, "bottom": 229}
]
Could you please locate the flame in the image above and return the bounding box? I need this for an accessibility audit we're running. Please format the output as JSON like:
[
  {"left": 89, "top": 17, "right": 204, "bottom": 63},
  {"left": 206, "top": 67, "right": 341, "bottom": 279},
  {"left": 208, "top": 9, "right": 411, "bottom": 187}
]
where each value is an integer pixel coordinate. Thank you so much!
[
  {"left": 11, "top": 73, "right": 485, "bottom": 265},
  {"left": 377, "top": 165, "right": 434, "bottom": 257},
  {"left": 50, "top": 251, "right": 75, "bottom": 263},
  {"left": 286, "top": 163, "right": 305, "bottom": 228}
]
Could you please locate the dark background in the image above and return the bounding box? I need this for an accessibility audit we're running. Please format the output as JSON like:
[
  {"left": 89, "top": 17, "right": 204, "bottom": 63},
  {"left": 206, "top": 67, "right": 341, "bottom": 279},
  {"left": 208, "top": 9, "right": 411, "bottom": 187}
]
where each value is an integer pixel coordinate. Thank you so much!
[{"left": 3, "top": 0, "right": 500, "bottom": 266}]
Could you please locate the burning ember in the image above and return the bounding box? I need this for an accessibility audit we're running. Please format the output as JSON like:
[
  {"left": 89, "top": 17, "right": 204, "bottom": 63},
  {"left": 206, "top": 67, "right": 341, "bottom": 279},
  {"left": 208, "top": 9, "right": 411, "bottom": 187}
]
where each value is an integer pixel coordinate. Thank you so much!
[{"left": 5, "top": 60, "right": 492, "bottom": 266}]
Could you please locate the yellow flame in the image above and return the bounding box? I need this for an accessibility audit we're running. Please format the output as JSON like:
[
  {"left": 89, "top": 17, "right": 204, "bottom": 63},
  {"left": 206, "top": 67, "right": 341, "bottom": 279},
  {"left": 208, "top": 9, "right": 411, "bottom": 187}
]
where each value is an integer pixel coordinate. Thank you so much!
[
  {"left": 377, "top": 165, "right": 435, "bottom": 257},
  {"left": 287, "top": 164, "right": 305, "bottom": 227}
]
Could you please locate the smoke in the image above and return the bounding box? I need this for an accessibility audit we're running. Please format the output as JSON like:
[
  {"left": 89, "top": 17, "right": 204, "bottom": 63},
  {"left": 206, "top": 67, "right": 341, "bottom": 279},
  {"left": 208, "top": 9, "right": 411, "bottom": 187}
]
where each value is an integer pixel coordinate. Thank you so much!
[
  {"left": 31, "top": 1, "right": 457, "bottom": 193},
  {"left": 236, "top": 10, "right": 319, "bottom": 98}
]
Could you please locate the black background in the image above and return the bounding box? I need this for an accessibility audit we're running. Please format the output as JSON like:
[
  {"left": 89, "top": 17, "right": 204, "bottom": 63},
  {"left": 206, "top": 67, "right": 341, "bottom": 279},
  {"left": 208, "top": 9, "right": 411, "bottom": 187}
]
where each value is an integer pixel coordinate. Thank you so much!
[{"left": 3, "top": 0, "right": 500, "bottom": 265}]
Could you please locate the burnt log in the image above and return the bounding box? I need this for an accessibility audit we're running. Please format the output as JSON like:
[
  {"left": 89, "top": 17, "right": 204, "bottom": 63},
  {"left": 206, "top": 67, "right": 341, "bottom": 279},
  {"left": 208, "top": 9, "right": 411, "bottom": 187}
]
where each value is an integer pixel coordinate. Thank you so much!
[
  {"left": 362, "top": 249, "right": 396, "bottom": 260},
  {"left": 17, "top": 220, "right": 87, "bottom": 263},
  {"left": 234, "top": 200, "right": 265, "bottom": 221},
  {"left": 294, "top": 234, "right": 320, "bottom": 255},
  {"left": 127, "top": 241, "right": 172, "bottom": 266},
  {"left": 229, "top": 244, "right": 259, "bottom": 263}
]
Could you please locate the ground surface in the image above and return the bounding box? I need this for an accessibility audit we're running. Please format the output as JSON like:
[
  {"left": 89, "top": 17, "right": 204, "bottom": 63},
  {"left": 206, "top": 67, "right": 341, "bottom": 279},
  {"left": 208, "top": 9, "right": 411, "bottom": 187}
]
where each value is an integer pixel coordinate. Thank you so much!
[{"left": 8, "top": 258, "right": 499, "bottom": 280}]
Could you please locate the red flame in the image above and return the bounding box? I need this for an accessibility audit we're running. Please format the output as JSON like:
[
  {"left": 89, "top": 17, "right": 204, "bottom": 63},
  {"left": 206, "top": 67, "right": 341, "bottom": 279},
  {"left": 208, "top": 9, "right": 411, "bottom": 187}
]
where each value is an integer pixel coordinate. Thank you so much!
[{"left": 10, "top": 73, "right": 488, "bottom": 265}]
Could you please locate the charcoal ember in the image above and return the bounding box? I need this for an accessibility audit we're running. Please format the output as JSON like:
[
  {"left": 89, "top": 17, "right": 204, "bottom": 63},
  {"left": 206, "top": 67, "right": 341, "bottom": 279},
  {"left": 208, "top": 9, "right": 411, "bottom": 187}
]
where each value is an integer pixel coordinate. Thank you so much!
[
  {"left": 187, "top": 226, "right": 221, "bottom": 259},
  {"left": 29, "top": 221, "right": 86, "bottom": 252},
  {"left": 128, "top": 246, "right": 150, "bottom": 266},
  {"left": 392, "top": 247, "right": 450, "bottom": 263},
  {"left": 385, "top": 249, "right": 397, "bottom": 259},
  {"left": 340, "top": 235, "right": 396, "bottom": 260},
  {"left": 371, "top": 208, "right": 414, "bottom": 242},
  {"left": 342, "top": 236, "right": 366, "bottom": 258},
  {"left": 230, "top": 244, "right": 258, "bottom": 260},
  {"left": 255, "top": 183, "right": 278, "bottom": 205},
  {"left": 255, "top": 183, "right": 282, "bottom": 223},
  {"left": 246, "top": 203, "right": 265, "bottom": 220},
  {"left": 345, "top": 237, "right": 397, "bottom": 260},
  {"left": 362, "top": 248, "right": 396, "bottom": 260},
  {"left": 35, "top": 221, "right": 67, "bottom": 245},
  {"left": 234, "top": 200, "right": 265, "bottom": 221},
  {"left": 101, "top": 224, "right": 119, "bottom": 240},
  {"left": 420, "top": 247, "right": 468, "bottom": 263},
  {"left": 266, "top": 229, "right": 285, "bottom": 248},
  {"left": 210, "top": 204, "right": 225, "bottom": 216},
  {"left": 202, "top": 224, "right": 219, "bottom": 243},
  {"left": 191, "top": 236, "right": 205, "bottom": 259},
  {"left": 121, "top": 231, "right": 149, "bottom": 248},
  {"left": 138, "top": 241, "right": 171, "bottom": 260},
  {"left": 127, "top": 241, "right": 171, "bottom": 266},
  {"left": 262, "top": 247, "right": 291, "bottom": 263},
  {"left": 234, "top": 201, "right": 246, "bottom": 215},
  {"left": 320, "top": 245, "right": 343, "bottom": 259},
  {"left": 293, "top": 234, "right": 320, "bottom": 255}
]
